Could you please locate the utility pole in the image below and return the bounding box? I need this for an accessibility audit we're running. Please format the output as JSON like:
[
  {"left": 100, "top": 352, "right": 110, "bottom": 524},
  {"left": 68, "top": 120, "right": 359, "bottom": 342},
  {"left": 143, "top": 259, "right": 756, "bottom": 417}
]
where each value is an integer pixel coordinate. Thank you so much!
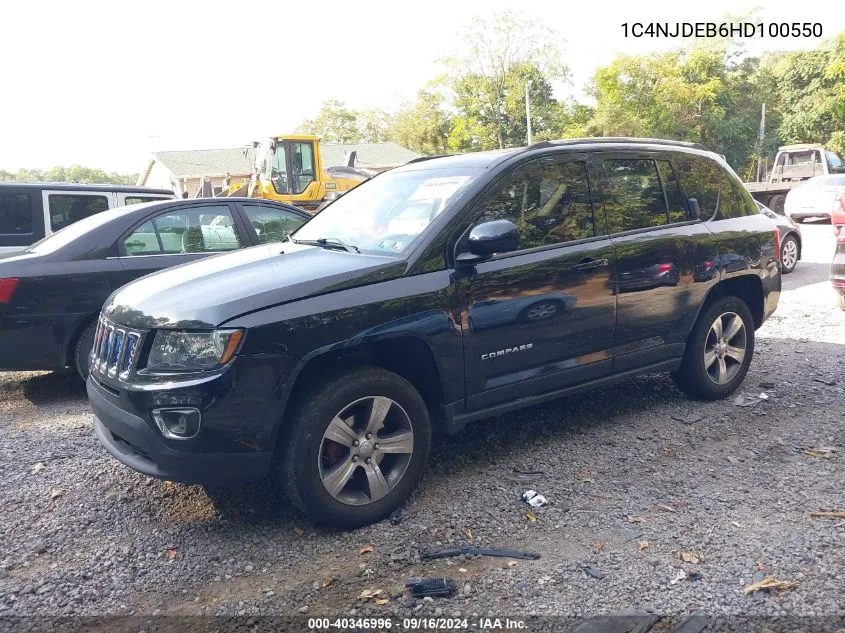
[
  {"left": 525, "top": 82, "right": 533, "bottom": 146},
  {"left": 756, "top": 103, "right": 766, "bottom": 182}
]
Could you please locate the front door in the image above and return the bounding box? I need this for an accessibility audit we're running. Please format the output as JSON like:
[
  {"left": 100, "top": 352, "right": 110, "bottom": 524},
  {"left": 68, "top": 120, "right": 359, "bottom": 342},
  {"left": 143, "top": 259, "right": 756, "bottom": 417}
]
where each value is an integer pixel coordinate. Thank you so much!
[{"left": 454, "top": 156, "right": 618, "bottom": 411}]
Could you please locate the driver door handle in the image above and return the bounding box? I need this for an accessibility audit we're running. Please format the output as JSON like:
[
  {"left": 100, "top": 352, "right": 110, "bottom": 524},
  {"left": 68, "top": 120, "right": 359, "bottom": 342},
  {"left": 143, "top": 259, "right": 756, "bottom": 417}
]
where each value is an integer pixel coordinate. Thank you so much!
[{"left": 571, "top": 258, "right": 609, "bottom": 271}]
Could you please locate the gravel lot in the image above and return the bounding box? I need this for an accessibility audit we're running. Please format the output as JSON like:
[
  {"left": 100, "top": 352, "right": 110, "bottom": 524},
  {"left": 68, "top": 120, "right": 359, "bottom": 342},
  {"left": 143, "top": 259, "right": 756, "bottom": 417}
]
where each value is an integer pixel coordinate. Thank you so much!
[{"left": 1, "top": 223, "right": 843, "bottom": 627}]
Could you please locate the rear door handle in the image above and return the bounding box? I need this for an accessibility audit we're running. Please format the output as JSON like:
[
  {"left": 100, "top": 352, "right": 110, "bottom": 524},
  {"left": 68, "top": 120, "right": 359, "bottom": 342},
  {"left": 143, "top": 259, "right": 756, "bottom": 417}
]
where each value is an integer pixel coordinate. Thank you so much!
[{"left": 571, "top": 258, "right": 609, "bottom": 271}]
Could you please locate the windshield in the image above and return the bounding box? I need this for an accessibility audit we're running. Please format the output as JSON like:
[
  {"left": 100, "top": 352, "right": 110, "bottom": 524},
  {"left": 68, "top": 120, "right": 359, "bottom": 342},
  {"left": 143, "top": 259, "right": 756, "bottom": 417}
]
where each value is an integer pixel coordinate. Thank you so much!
[
  {"left": 825, "top": 151, "right": 844, "bottom": 172},
  {"left": 26, "top": 202, "right": 157, "bottom": 254},
  {"left": 293, "top": 167, "right": 481, "bottom": 255}
]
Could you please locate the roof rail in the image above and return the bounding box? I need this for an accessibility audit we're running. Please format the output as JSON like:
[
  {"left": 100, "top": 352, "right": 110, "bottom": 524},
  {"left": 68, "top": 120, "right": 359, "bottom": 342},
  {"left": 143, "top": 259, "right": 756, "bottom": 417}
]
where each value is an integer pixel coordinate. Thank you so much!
[
  {"left": 527, "top": 137, "right": 711, "bottom": 152},
  {"left": 405, "top": 154, "right": 454, "bottom": 164}
]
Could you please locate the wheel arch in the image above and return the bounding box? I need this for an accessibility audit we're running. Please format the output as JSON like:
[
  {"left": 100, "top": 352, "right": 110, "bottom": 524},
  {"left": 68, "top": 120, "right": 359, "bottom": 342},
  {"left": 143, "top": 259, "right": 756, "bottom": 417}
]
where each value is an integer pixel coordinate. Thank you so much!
[
  {"left": 701, "top": 274, "right": 765, "bottom": 329},
  {"left": 283, "top": 335, "right": 448, "bottom": 434}
]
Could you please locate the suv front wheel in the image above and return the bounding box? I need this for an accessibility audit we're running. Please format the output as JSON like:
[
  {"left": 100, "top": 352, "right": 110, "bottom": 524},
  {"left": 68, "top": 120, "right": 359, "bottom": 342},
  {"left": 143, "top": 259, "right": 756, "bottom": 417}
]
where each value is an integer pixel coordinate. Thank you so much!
[
  {"left": 280, "top": 367, "right": 431, "bottom": 527},
  {"left": 673, "top": 296, "right": 755, "bottom": 400}
]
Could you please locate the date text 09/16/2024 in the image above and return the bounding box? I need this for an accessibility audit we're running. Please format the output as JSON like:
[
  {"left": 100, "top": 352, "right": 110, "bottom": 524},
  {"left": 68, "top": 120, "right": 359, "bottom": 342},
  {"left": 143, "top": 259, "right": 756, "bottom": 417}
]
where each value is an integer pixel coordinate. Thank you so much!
[
  {"left": 621, "top": 22, "right": 823, "bottom": 38},
  {"left": 307, "top": 617, "right": 527, "bottom": 630}
]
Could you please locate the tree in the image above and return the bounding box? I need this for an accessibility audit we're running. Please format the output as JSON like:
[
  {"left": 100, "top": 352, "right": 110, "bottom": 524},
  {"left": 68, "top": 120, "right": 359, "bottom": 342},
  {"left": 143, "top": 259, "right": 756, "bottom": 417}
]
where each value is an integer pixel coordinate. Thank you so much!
[
  {"left": 391, "top": 90, "right": 453, "bottom": 155},
  {"left": 771, "top": 34, "right": 845, "bottom": 149},
  {"left": 441, "top": 11, "right": 569, "bottom": 150},
  {"left": 297, "top": 99, "right": 360, "bottom": 143},
  {"left": 0, "top": 165, "right": 136, "bottom": 184},
  {"left": 357, "top": 108, "right": 395, "bottom": 143}
]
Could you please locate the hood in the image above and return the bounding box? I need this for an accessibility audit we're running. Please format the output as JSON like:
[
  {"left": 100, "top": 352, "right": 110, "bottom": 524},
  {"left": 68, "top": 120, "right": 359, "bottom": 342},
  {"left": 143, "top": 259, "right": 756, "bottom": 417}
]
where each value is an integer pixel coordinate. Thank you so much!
[{"left": 103, "top": 242, "right": 406, "bottom": 329}]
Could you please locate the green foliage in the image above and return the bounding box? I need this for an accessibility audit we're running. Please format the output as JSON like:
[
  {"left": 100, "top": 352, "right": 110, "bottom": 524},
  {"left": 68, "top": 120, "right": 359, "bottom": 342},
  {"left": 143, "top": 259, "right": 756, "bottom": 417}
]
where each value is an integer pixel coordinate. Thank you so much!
[
  {"left": 0, "top": 165, "right": 137, "bottom": 184},
  {"left": 441, "top": 11, "right": 569, "bottom": 150},
  {"left": 297, "top": 99, "right": 362, "bottom": 143},
  {"left": 390, "top": 90, "right": 453, "bottom": 155},
  {"left": 772, "top": 33, "right": 845, "bottom": 150}
]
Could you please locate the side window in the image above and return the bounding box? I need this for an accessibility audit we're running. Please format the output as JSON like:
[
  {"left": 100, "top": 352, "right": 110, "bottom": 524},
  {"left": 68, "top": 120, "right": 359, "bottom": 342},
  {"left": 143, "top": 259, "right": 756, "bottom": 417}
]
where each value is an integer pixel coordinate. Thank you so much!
[
  {"left": 242, "top": 206, "right": 305, "bottom": 243},
  {"left": 602, "top": 159, "right": 668, "bottom": 232},
  {"left": 0, "top": 193, "right": 33, "bottom": 235},
  {"left": 475, "top": 161, "right": 595, "bottom": 250},
  {"left": 290, "top": 142, "right": 315, "bottom": 194},
  {"left": 656, "top": 160, "right": 687, "bottom": 223},
  {"left": 122, "top": 221, "right": 161, "bottom": 255},
  {"left": 121, "top": 206, "right": 241, "bottom": 256},
  {"left": 48, "top": 194, "right": 109, "bottom": 232},
  {"left": 124, "top": 196, "right": 165, "bottom": 206},
  {"left": 718, "top": 178, "right": 756, "bottom": 219},
  {"left": 675, "top": 157, "right": 722, "bottom": 221}
]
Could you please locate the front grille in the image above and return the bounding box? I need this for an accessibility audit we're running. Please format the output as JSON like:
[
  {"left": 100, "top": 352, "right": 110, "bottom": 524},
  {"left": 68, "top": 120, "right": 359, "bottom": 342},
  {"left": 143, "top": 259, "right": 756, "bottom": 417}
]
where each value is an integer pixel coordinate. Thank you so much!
[{"left": 91, "top": 316, "right": 143, "bottom": 381}]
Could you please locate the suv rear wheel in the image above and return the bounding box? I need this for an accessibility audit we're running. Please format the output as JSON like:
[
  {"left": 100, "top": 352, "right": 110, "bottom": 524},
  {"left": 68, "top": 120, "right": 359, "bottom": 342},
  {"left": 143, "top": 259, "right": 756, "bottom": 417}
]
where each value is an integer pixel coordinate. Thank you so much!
[
  {"left": 279, "top": 367, "right": 431, "bottom": 527},
  {"left": 673, "top": 296, "right": 755, "bottom": 400}
]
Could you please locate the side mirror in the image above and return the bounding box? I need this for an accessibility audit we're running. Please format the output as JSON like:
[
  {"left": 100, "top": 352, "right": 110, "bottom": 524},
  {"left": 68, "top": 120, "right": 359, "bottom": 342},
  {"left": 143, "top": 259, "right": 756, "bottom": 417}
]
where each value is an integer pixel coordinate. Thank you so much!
[
  {"left": 687, "top": 198, "right": 701, "bottom": 220},
  {"left": 457, "top": 219, "right": 519, "bottom": 264}
]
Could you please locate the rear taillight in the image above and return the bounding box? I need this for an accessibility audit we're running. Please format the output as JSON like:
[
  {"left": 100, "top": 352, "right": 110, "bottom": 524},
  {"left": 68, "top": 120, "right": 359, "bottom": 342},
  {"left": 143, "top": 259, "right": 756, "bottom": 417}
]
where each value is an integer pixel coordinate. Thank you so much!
[
  {"left": 773, "top": 228, "right": 781, "bottom": 260},
  {"left": 0, "top": 278, "right": 18, "bottom": 303}
]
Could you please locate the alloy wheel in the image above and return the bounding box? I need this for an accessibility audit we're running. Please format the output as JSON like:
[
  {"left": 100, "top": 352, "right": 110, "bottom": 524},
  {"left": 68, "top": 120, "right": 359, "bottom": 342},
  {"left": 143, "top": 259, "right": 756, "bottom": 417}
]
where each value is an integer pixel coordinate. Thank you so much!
[
  {"left": 525, "top": 302, "right": 557, "bottom": 320},
  {"left": 781, "top": 238, "right": 798, "bottom": 271},
  {"left": 703, "top": 311, "right": 747, "bottom": 385},
  {"left": 318, "top": 396, "right": 414, "bottom": 506}
]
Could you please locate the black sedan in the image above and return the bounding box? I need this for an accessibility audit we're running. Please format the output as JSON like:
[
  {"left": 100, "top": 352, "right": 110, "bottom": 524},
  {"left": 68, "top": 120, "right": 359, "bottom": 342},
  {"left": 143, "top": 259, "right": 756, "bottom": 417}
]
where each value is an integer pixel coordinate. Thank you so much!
[
  {"left": 757, "top": 201, "right": 802, "bottom": 274},
  {"left": 0, "top": 198, "right": 309, "bottom": 380}
]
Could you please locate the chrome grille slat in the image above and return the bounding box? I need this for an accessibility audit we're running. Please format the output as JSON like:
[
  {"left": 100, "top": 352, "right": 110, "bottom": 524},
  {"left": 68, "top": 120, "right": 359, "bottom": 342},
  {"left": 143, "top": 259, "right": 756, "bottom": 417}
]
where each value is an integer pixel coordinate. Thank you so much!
[{"left": 90, "top": 316, "right": 145, "bottom": 382}]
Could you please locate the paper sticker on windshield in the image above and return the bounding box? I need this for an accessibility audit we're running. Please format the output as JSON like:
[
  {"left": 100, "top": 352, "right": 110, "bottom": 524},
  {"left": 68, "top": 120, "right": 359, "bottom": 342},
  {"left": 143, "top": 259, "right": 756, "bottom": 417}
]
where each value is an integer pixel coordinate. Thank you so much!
[{"left": 409, "top": 176, "right": 470, "bottom": 201}]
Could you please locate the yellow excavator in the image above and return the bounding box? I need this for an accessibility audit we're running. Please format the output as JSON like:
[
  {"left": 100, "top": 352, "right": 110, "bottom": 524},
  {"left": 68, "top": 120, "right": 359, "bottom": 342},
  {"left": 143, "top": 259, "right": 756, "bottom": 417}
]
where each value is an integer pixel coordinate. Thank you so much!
[{"left": 217, "top": 135, "right": 371, "bottom": 212}]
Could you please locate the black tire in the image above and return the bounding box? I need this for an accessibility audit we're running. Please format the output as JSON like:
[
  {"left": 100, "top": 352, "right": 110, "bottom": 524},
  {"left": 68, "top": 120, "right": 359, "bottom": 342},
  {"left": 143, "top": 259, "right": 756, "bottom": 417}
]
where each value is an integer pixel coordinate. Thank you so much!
[
  {"left": 73, "top": 320, "right": 97, "bottom": 382},
  {"left": 672, "top": 296, "right": 755, "bottom": 400},
  {"left": 780, "top": 234, "right": 799, "bottom": 274},
  {"left": 769, "top": 195, "right": 786, "bottom": 215},
  {"left": 279, "top": 367, "right": 431, "bottom": 528}
]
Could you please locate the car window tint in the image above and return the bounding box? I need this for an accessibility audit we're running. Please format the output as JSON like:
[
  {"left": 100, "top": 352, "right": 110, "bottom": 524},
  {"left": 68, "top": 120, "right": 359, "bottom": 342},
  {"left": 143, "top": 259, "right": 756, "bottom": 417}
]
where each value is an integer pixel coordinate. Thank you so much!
[
  {"left": 475, "top": 161, "right": 595, "bottom": 249},
  {"left": 603, "top": 159, "right": 669, "bottom": 232},
  {"left": 122, "top": 206, "right": 241, "bottom": 256},
  {"left": 242, "top": 205, "right": 305, "bottom": 243},
  {"left": 123, "top": 221, "right": 161, "bottom": 255},
  {"left": 153, "top": 206, "right": 240, "bottom": 254},
  {"left": 48, "top": 194, "right": 110, "bottom": 232},
  {"left": 125, "top": 196, "right": 165, "bottom": 205},
  {"left": 718, "top": 177, "right": 755, "bottom": 219},
  {"left": 656, "top": 160, "right": 687, "bottom": 223},
  {"left": 0, "top": 193, "right": 33, "bottom": 235},
  {"left": 675, "top": 157, "right": 721, "bottom": 221}
]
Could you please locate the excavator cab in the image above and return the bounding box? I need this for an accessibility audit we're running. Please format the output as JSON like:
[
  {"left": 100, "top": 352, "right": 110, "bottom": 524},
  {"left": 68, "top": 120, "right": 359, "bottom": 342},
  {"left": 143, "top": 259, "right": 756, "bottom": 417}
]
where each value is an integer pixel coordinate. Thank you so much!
[{"left": 216, "top": 134, "right": 371, "bottom": 212}]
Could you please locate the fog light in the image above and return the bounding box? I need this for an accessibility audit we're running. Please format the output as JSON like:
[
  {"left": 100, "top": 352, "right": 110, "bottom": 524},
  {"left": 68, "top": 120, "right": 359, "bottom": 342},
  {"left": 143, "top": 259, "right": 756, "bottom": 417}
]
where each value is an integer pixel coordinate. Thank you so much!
[{"left": 152, "top": 408, "right": 201, "bottom": 439}]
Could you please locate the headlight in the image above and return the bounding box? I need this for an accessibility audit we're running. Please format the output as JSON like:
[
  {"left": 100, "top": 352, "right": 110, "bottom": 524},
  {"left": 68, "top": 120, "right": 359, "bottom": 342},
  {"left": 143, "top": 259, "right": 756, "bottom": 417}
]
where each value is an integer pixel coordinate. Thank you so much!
[{"left": 146, "top": 329, "right": 243, "bottom": 373}]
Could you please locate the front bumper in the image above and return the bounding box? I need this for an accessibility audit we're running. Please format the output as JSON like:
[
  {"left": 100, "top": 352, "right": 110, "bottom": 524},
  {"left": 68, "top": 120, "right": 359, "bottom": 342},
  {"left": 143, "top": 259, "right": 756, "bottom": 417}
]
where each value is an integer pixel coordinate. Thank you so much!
[{"left": 87, "top": 352, "right": 299, "bottom": 484}]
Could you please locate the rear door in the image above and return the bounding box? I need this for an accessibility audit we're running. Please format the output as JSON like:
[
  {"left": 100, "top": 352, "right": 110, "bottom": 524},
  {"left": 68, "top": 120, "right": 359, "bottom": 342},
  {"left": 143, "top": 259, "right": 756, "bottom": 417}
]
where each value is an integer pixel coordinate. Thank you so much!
[
  {"left": 455, "top": 155, "right": 618, "bottom": 411},
  {"left": 115, "top": 201, "right": 248, "bottom": 284},
  {"left": 0, "top": 186, "right": 44, "bottom": 254},
  {"left": 595, "top": 152, "right": 719, "bottom": 371},
  {"left": 236, "top": 201, "right": 309, "bottom": 245}
]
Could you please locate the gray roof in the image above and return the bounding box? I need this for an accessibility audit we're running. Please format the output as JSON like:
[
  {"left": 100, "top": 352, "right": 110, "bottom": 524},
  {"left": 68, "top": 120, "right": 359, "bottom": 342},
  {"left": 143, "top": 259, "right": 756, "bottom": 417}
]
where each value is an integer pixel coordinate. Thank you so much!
[
  {"left": 320, "top": 142, "right": 422, "bottom": 167},
  {"left": 151, "top": 143, "right": 420, "bottom": 177},
  {"left": 153, "top": 148, "right": 254, "bottom": 177}
]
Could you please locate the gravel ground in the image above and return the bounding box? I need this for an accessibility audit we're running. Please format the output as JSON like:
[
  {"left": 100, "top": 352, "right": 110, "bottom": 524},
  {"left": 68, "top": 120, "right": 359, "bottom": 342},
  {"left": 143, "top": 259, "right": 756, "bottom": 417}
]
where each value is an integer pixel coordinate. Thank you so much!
[{"left": 0, "top": 223, "right": 843, "bottom": 627}]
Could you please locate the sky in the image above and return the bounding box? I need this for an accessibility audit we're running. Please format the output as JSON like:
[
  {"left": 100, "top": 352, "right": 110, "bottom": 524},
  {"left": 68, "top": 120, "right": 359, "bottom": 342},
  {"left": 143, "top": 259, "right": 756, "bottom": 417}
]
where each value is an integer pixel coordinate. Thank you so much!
[{"left": 1, "top": 0, "right": 843, "bottom": 174}]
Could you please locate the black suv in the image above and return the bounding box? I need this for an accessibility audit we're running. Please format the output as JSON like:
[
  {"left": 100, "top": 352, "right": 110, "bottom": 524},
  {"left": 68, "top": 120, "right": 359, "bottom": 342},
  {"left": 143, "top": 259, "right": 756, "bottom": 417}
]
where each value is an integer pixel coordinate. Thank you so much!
[{"left": 88, "top": 139, "right": 781, "bottom": 527}]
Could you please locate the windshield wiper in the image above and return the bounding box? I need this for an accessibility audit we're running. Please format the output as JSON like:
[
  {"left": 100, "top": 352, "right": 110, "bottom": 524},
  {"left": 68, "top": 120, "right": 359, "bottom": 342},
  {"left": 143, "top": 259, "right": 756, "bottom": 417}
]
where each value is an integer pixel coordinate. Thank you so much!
[{"left": 292, "top": 237, "right": 360, "bottom": 254}]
